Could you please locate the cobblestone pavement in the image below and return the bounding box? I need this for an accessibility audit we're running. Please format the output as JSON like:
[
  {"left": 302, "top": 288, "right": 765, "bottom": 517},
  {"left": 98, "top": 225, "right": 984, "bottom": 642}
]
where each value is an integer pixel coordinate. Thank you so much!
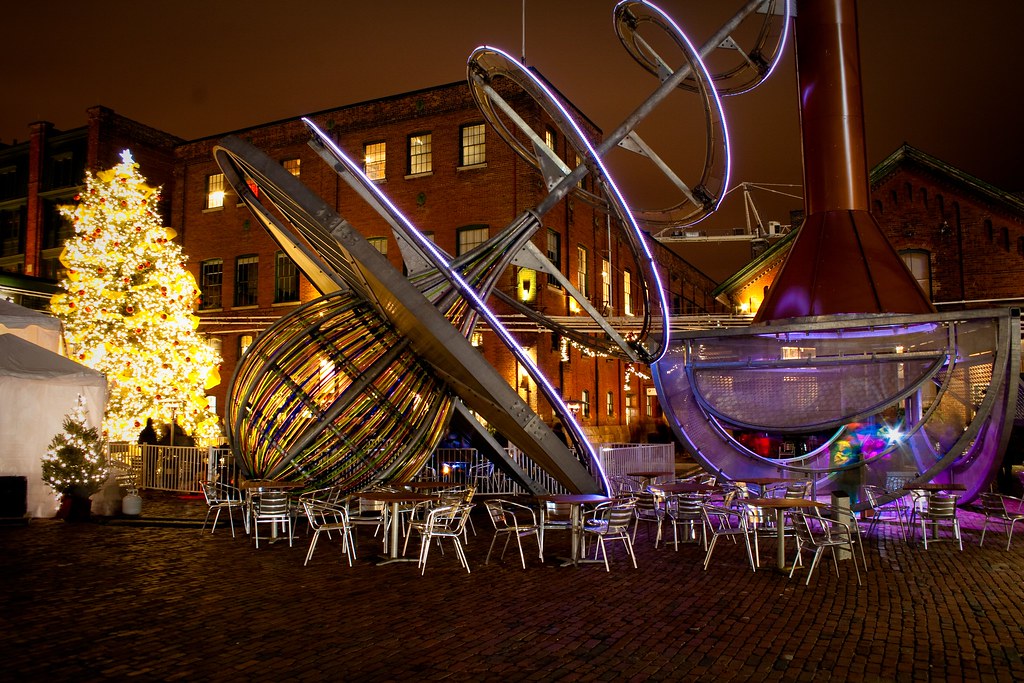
[{"left": 2, "top": 491, "right": 1024, "bottom": 682}]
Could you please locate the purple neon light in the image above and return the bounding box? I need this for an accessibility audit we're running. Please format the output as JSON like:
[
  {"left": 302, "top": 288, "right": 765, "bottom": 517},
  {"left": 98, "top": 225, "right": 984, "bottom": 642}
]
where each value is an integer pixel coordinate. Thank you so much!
[
  {"left": 301, "top": 116, "right": 609, "bottom": 492},
  {"left": 634, "top": 1, "right": 733, "bottom": 213},
  {"left": 475, "top": 44, "right": 678, "bottom": 364}
]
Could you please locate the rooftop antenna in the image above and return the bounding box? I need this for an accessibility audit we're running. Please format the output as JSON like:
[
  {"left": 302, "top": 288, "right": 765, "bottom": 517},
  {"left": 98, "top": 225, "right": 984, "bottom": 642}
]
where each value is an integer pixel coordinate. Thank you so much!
[{"left": 521, "top": 0, "right": 527, "bottom": 63}]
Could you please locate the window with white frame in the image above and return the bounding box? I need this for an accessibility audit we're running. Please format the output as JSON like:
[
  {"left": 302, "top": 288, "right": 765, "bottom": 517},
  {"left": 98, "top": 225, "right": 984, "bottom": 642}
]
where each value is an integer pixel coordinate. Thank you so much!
[
  {"left": 407, "top": 132, "right": 432, "bottom": 175},
  {"left": 274, "top": 252, "right": 299, "bottom": 303},
  {"left": 624, "top": 269, "right": 634, "bottom": 316},
  {"left": 581, "top": 390, "right": 591, "bottom": 418},
  {"left": 460, "top": 123, "right": 486, "bottom": 166},
  {"left": 205, "top": 173, "right": 225, "bottom": 209},
  {"left": 601, "top": 258, "right": 612, "bottom": 309},
  {"left": 364, "top": 141, "right": 386, "bottom": 181},
  {"left": 606, "top": 391, "right": 614, "bottom": 417},
  {"left": 577, "top": 244, "right": 589, "bottom": 299},
  {"left": 457, "top": 225, "right": 488, "bottom": 256}
]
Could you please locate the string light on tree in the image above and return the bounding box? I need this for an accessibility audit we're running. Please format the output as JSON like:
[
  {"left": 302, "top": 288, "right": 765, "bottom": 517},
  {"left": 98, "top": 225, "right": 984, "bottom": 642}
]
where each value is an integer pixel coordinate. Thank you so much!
[
  {"left": 41, "top": 394, "right": 109, "bottom": 498},
  {"left": 50, "top": 150, "right": 222, "bottom": 443}
]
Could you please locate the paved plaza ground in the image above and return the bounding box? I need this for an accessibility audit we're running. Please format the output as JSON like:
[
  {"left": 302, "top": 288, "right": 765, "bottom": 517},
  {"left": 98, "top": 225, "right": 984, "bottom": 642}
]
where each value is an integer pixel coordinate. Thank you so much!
[{"left": 2, "top": 491, "right": 1024, "bottom": 682}]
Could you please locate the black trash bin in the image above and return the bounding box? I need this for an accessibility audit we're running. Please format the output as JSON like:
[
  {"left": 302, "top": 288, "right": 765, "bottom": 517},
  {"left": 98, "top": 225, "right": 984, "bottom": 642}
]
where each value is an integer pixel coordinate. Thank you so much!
[{"left": 0, "top": 476, "right": 27, "bottom": 518}]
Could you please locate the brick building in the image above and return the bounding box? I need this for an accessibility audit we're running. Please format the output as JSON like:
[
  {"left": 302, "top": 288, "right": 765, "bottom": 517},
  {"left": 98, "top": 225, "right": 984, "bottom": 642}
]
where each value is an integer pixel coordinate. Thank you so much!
[
  {"left": 714, "top": 144, "right": 1024, "bottom": 315},
  {"left": 3, "top": 79, "right": 724, "bottom": 443},
  {"left": 0, "top": 107, "right": 180, "bottom": 306}
]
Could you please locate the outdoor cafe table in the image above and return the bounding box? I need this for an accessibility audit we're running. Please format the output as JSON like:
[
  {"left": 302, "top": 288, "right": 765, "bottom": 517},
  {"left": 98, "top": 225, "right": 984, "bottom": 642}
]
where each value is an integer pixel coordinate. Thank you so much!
[
  {"left": 744, "top": 497, "right": 825, "bottom": 570},
  {"left": 627, "top": 471, "right": 674, "bottom": 489},
  {"left": 650, "top": 482, "right": 718, "bottom": 495},
  {"left": 734, "top": 477, "right": 801, "bottom": 496},
  {"left": 399, "top": 480, "right": 459, "bottom": 491},
  {"left": 535, "top": 493, "right": 612, "bottom": 566},
  {"left": 355, "top": 490, "right": 438, "bottom": 564},
  {"left": 901, "top": 482, "right": 967, "bottom": 492}
]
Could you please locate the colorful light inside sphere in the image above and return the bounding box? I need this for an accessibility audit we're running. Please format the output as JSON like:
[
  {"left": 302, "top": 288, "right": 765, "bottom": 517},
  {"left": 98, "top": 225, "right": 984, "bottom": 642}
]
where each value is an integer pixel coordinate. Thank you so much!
[{"left": 50, "top": 150, "right": 222, "bottom": 443}]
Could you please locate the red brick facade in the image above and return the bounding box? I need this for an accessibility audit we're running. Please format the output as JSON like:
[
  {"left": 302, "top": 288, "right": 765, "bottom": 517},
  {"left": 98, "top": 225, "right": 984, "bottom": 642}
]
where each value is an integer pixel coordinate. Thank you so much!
[
  {"left": 171, "top": 80, "right": 724, "bottom": 442},
  {"left": 871, "top": 145, "right": 1024, "bottom": 306}
]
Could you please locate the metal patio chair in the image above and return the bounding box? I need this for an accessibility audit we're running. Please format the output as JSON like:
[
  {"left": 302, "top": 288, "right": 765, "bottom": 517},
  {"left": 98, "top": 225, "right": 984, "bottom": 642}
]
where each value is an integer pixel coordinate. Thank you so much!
[
  {"left": 861, "top": 484, "right": 909, "bottom": 541},
  {"left": 200, "top": 480, "right": 244, "bottom": 538},
  {"left": 918, "top": 494, "right": 962, "bottom": 550},
  {"left": 700, "top": 503, "right": 757, "bottom": 572},
  {"left": 978, "top": 492, "right": 1024, "bottom": 550},
  {"left": 582, "top": 502, "right": 638, "bottom": 571},
  {"left": 301, "top": 499, "right": 356, "bottom": 567},
  {"left": 484, "top": 499, "right": 542, "bottom": 568},
  {"left": 789, "top": 512, "right": 862, "bottom": 585},
  {"left": 251, "top": 490, "right": 293, "bottom": 548},
  {"left": 415, "top": 503, "right": 474, "bottom": 575}
]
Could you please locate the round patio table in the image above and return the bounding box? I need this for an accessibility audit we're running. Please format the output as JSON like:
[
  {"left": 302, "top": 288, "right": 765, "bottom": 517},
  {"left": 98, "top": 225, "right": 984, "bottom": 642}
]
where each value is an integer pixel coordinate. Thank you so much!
[
  {"left": 744, "top": 497, "right": 824, "bottom": 570},
  {"left": 356, "top": 490, "right": 438, "bottom": 564},
  {"left": 535, "top": 494, "right": 612, "bottom": 566}
]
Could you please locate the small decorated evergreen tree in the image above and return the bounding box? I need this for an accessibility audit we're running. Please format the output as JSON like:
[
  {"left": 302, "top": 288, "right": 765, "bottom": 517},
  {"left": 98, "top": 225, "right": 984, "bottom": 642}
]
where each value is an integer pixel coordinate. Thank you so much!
[{"left": 41, "top": 395, "right": 109, "bottom": 510}]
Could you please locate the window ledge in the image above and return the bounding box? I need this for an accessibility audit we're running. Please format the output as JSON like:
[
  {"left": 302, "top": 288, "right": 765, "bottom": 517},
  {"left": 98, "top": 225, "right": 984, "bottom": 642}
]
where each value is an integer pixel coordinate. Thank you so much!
[
  {"left": 457, "top": 163, "right": 487, "bottom": 172},
  {"left": 197, "top": 307, "right": 224, "bottom": 313},
  {"left": 203, "top": 206, "right": 224, "bottom": 214},
  {"left": 232, "top": 304, "right": 259, "bottom": 310},
  {"left": 404, "top": 171, "right": 433, "bottom": 180},
  {"left": 272, "top": 300, "right": 301, "bottom": 307}
]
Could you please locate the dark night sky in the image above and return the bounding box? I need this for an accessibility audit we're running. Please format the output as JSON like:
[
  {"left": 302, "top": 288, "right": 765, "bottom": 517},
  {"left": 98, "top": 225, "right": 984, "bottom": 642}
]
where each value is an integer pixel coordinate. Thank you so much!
[{"left": 3, "top": 0, "right": 1022, "bottom": 235}]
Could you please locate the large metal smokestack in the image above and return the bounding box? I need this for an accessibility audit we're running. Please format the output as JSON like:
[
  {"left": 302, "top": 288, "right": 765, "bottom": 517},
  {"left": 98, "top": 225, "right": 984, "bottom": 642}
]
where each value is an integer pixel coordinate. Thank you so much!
[{"left": 754, "top": 0, "right": 933, "bottom": 322}]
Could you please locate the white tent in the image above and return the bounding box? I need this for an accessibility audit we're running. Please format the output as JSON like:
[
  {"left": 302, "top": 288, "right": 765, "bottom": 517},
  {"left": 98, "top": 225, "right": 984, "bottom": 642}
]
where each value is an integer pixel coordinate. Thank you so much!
[
  {"left": 0, "top": 298, "right": 64, "bottom": 355},
  {"left": 0, "top": 333, "right": 107, "bottom": 517}
]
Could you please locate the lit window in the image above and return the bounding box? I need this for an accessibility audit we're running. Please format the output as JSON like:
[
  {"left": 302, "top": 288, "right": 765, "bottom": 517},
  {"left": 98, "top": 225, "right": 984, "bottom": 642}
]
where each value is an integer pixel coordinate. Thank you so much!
[
  {"left": 274, "top": 252, "right": 298, "bottom": 303},
  {"left": 457, "top": 225, "right": 488, "bottom": 256},
  {"left": 546, "top": 229, "right": 560, "bottom": 288},
  {"left": 544, "top": 128, "right": 556, "bottom": 151},
  {"left": 364, "top": 141, "right": 386, "bottom": 181},
  {"left": 199, "top": 259, "right": 223, "bottom": 310},
  {"left": 205, "top": 173, "right": 225, "bottom": 209},
  {"left": 367, "top": 237, "right": 388, "bottom": 255},
  {"left": 601, "top": 258, "right": 612, "bottom": 310},
  {"left": 283, "top": 158, "right": 301, "bottom": 177},
  {"left": 408, "top": 132, "right": 432, "bottom": 175},
  {"left": 577, "top": 244, "right": 589, "bottom": 299},
  {"left": 234, "top": 255, "right": 258, "bottom": 307},
  {"left": 624, "top": 269, "right": 634, "bottom": 316},
  {"left": 239, "top": 334, "right": 254, "bottom": 358},
  {"left": 581, "top": 390, "right": 591, "bottom": 418},
  {"left": 575, "top": 153, "right": 584, "bottom": 189},
  {"left": 460, "top": 123, "right": 486, "bottom": 166},
  {"left": 606, "top": 391, "right": 614, "bottom": 417},
  {"left": 900, "top": 250, "right": 932, "bottom": 300}
]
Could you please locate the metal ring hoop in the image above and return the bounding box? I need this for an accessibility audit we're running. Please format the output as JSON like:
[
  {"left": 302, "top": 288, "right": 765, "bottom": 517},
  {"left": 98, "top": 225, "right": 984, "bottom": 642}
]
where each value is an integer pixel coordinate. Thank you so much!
[{"left": 615, "top": 0, "right": 792, "bottom": 97}]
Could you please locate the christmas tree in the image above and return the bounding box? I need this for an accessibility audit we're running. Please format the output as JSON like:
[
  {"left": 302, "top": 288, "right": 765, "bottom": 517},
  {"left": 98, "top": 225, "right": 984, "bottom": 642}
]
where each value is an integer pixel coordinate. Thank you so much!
[
  {"left": 41, "top": 395, "right": 109, "bottom": 498},
  {"left": 50, "top": 150, "right": 222, "bottom": 443}
]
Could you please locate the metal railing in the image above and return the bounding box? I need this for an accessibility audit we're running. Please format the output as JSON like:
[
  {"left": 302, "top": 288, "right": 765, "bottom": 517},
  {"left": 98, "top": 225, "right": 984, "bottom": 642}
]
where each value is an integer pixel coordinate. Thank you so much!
[
  {"left": 105, "top": 442, "right": 674, "bottom": 496},
  {"left": 106, "top": 444, "right": 235, "bottom": 494}
]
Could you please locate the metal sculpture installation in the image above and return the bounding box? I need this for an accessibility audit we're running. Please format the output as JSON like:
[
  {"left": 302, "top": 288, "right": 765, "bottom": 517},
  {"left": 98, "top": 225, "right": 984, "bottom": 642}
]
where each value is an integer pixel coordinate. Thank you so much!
[
  {"left": 221, "top": 0, "right": 1015, "bottom": 507},
  {"left": 652, "top": 0, "right": 1019, "bottom": 507},
  {"left": 219, "top": 0, "right": 791, "bottom": 495}
]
